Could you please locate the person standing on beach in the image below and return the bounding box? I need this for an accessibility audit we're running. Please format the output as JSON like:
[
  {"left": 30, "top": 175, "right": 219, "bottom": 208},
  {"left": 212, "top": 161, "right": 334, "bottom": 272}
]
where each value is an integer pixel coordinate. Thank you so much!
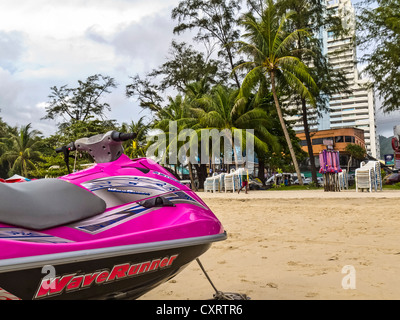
[{"left": 238, "top": 169, "right": 249, "bottom": 194}]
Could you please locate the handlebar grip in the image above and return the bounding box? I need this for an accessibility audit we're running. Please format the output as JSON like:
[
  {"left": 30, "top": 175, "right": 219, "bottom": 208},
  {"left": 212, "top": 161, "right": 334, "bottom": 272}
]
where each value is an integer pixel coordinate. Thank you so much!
[
  {"left": 111, "top": 131, "right": 137, "bottom": 142},
  {"left": 55, "top": 142, "right": 76, "bottom": 153}
]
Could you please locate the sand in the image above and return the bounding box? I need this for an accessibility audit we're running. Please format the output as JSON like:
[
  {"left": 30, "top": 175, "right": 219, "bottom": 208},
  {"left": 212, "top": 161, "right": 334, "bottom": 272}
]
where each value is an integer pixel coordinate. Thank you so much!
[{"left": 140, "top": 189, "right": 400, "bottom": 300}]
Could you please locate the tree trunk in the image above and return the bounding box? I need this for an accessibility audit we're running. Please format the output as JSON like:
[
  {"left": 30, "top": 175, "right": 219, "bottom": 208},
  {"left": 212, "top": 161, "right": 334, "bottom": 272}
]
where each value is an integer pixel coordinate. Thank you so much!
[
  {"left": 301, "top": 97, "right": 318, "bottom": 185},
  {"left": 173, "top": 164, "right": 179, "bottom": 178},
  {"left": 194, "top": 163, "right": 207, "bottom": 189},
  {"left": 270, "top": 71, "right": 303, "bottom": 185},
  {"left": 188, "top": 161, "right": 197, "bottom": 191},
  {"left": 258, "top": 160, "right": 265, "bottom": 184},
  {"left": 347, "top": 155, "right": 352, "bottom": 174},
  {"left": 296, "top": 31, "right": 317, "bottom": 185},
  {"left": 22, "top": 159, "right": 27, "bottom": 178},
  {"left": 226, "top": 46, "right": 241, "bottom": 89},
  {"left": 226, "top": 132, "right": 239, "bottom": 170}
]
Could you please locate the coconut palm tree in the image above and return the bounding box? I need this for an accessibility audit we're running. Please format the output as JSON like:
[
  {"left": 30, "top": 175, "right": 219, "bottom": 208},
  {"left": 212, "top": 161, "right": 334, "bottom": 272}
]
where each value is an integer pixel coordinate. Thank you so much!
[
  {"left": 195, "top": 84, "right": 279, "bottom": 169},
  {"left": 121, "top": 116, "right": 150, "bottom": 159},
  {"left": 0, "top": 117, "right": 15, "bottom": 178},
  {"left": 235, "top": 0, "right": 318, "bottom": 185},
  {"left": 275, "top": 0, "right": 350, "bottom": 186},
  {"left": 148, "top": 94, "right": 200, "bottom": 186},
  {"left": 151, "top": 94, "right": 197, "bottom": 167},
  {"left": 0, "top": 123, "right": 43, "bottom": 178}
]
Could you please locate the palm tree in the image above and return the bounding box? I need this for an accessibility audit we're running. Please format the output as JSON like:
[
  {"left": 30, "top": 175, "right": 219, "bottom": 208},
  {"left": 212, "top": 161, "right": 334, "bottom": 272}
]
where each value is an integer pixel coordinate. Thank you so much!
[
  {"left": 275, "top": 0, "right": 350, "bottom": 186},
  {"left": 0, "top": 123, "right": 43, "bottom": 178},
  {"left": 122, "top": 117, "right": 150, "bottom": 159},
  {"left": 0, "top": 117, "right": 14, "bottom": 178},
  {"left": 154, "top": 94, "right": 198, "bottom": 132},
  {"left": 196, "top": 84, "right": 279, "bottom": 169},
  {"left": 149, "top": 94, "right": 200, "bottom": 187},
  {"left": 236, "top": 0, "right": 318, "bottom": 185}
]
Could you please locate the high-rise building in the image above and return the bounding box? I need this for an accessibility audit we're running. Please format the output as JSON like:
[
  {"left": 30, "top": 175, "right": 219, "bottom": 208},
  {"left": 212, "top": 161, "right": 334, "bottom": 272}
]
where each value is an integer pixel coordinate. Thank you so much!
[{"left": 287, "top": 0, "right": 380, "bottom": 159}]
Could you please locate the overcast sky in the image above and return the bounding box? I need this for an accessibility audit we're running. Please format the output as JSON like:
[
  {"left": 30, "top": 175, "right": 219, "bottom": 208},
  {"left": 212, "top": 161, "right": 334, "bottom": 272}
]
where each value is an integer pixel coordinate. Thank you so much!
[
  {"left": 0, "top": 0, "right": 398, "bottom": 139},
  {"left": 0, "top": 0, "right": 191, "bottom": 137}
]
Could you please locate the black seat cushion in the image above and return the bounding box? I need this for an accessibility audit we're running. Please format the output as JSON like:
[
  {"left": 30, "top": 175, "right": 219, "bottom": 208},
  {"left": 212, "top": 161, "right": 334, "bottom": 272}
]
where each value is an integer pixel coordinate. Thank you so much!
[{"left": 0, "top": 179, "right": 106, "bottom": 230}]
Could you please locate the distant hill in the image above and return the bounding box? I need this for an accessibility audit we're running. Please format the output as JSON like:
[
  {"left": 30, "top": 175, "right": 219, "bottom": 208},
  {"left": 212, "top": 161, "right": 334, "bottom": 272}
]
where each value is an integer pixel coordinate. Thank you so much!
[{"left": 379, "top": 135, "right": 394, "bottom": 159}]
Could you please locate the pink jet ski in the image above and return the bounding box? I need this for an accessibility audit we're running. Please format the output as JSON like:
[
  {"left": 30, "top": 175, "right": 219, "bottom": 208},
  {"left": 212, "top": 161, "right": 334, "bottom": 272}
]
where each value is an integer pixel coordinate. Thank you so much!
[{"left": 0, "top": 131, "right": 226, "bottom": 300}]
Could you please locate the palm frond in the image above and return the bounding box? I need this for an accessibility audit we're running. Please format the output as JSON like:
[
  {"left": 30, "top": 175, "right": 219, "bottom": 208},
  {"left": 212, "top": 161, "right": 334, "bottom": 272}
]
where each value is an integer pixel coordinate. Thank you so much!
[{"left": 237, "top": 66, "right": 265, "bottom": 101}]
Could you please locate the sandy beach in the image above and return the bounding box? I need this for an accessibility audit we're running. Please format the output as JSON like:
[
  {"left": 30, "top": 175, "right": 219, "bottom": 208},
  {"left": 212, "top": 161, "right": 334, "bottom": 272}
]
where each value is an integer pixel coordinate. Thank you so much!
[{"left": 140, "top": 189, "right": 400, "bottom": 300}]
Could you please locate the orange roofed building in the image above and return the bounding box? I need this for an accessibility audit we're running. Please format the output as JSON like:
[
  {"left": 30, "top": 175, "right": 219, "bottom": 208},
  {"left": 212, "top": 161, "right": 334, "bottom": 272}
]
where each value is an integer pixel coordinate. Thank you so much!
[
  {"left": 297, "top": 127, "right": 365, "bottom": 155},
  {"left": 296, "top": 127, "right": 366, "bottom": 174}
]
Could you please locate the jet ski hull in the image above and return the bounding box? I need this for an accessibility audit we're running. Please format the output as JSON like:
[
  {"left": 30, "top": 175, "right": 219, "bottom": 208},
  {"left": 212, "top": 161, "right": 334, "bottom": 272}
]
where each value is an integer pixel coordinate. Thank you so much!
[
  {"left": 0, "top": 134, "right": 228, "bottom": 300},
  {"left": 0, "top": 233, "right": 226, "bottom": 300}
]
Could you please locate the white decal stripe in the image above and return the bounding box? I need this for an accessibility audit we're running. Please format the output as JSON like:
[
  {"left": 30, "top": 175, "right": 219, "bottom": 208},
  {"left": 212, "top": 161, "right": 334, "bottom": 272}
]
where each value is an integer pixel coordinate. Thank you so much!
[{"left": 0, "top": 287, "right": 21, "bottom": 300}]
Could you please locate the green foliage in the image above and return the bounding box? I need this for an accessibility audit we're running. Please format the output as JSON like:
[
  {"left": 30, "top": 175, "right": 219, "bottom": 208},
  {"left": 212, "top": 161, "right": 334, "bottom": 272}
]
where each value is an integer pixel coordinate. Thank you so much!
[
  {"left": 120, "top": 117, "right": 150, "bottom": 159},
  {"left": 345, "top": 143, "right": 367, "bottom": 172},
  {"left": 267, "top": 183, "right": 319, "bottom": 191},
  {"left": 58, "top": 118, "right": 118, "bottom": 144},
  {"left": 357, "top": 0, "right": 400, "bottom": 113},
  {"left": 276, "top": 0, "right": 350, "bottom": 148},
  {"left": 0, "top": 117, "right": 15, "bottom": 177},
  {"left": 0, "top": 116, "right": 121, "bottom": 178},
  {"left": 171, "top": 0, "right": 243, "bottom": 88},
  {"left": 147, "top": 40, "right": 223, "bottom": 92},
  {"left": 197, "top": 84, "right": 281, "bottom": 164},
  {"left": 34, "top": 155, "right": 70, "bottom": 178},
  {"left": 235, "top": 0, "right": 317, "bottom": 184},
  {"left": 42, "top": 74, "right": 117, "bottom": 128},
  {"left": 126, "top": 75, "right": 164, "bottom": 112},
  {"left": 4, "top": 0, "right": 374, "bottom": 184},
  {"left": 125, "top": 41, "right": 226, "bottom": 111},
  {"left": 0, "top": 123, "right": 43, "bottom": 178},
  {"left": 384, "top": 182, "right": 400, "bottom": 189},
  {"left": 345, "top": 143, "right": 366, "bottom": 160}
]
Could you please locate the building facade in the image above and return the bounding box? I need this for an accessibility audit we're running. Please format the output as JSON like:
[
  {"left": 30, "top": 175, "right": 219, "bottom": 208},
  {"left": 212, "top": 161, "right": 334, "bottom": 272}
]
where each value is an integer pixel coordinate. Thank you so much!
[
  {"left": 297, "top": 127, "right": 365, "bottom": 155},
  {"left": 296, "top": 127, "right": 366, "bottom": 173},
  {"left": 287, "top": 0, "right": 380, "bottom": 159}
]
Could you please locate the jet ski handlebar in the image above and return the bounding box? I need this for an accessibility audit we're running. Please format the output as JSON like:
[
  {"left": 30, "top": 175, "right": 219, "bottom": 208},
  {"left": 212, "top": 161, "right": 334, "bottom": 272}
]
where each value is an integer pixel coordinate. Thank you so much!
[
  {"left": 110, "top": 131, "right": 136, "bottom": 142},
  {"left": 55, "top": 143, "right": 76, "bottom": 154},
  {"left": 56, "top": 131, "right": 137, "bottom": 165}
]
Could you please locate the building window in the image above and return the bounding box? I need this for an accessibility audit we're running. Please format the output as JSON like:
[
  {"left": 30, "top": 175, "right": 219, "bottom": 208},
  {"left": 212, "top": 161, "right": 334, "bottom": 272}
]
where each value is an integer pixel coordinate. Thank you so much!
[
  {"left": 345, "top": 136, "right": 355, "bottom": 143},
  {"left": 335, "top": 136, "right": 344, "bottom": 143},
  {"left": 312, "top": 138, "right": 324, "bottom": 145}
]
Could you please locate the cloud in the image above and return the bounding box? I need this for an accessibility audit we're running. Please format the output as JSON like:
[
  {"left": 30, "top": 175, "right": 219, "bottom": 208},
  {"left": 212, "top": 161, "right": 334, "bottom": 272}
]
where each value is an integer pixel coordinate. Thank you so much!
[
  {"left": 111, "top": 15, "right": 176, "bottom": 72},
  {"left": 84, "top": 8, "right": 195, "bottom": 76},
  {"left": 0, "top": 0, "right": 179, "bottom": 39},
  {"left": 0, "top": 66, "right": 56, "bottom": 133},
  {"left": 0, "top": 31, "right": 27, "bottom": 71},
  {"left": 0, "top": 68, "right": 22, "bottom": 110},
  {"left": 376, "top": 112, "right": 400, "bottom": 137},
  {"left": 0, "top": 1, "right": 204, "bottom": 137}
]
